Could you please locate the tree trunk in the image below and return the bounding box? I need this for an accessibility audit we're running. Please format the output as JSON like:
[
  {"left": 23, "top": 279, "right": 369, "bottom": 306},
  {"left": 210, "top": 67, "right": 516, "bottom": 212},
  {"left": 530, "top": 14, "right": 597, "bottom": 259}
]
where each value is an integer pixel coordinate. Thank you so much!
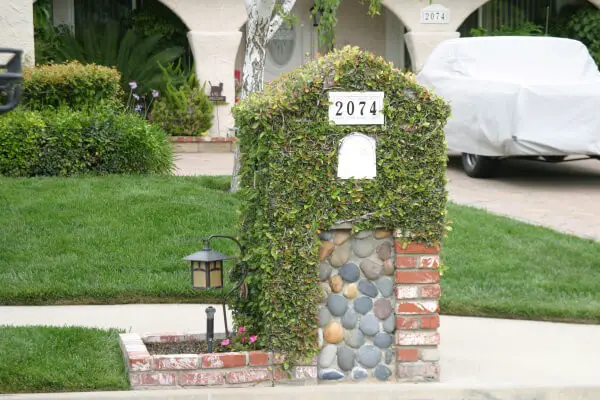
[{"left": 231, "top": 0, "right": 277, "bottom": 192}]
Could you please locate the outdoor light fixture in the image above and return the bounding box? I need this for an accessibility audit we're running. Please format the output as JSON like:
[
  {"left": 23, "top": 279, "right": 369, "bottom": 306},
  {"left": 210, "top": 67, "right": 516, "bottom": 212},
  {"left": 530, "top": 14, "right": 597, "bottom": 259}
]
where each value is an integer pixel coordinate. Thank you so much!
[
  {"left": 310, "top": 4, "right": 322, "bottom": 26},
  {"left": 183, "top": 235, "right": 247, "bottom": 352}
]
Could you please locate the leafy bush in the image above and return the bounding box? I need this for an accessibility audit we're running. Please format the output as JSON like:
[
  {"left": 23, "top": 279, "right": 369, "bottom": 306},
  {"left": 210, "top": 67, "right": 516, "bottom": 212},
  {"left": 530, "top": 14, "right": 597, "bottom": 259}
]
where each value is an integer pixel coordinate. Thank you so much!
[
  {"left": 54, "top": 20, "right": 184, "bottom": 95},
  {"left": 470, "top": 21, "right": 544, "bottom": 37},
  {"left": 151, "top": 71, "right": 213, "bottom": 136},
  {"left": 0, "top": 107, "right": 173, "bottom": 177},
  {"left": 232, "top": 47, "right": 450, "bottom": 361},
  {"left": 551, "top": 5, "right": 600, "bottom": 65},
  {"left": 22, "top": 62, "right": 123, "bottom": 111}
]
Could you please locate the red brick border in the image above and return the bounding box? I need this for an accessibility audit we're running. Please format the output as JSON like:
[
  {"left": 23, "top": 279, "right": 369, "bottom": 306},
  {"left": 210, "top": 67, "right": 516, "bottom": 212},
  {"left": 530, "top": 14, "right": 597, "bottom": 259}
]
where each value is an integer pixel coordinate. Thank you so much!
[
  {"left": 167, "top": 136, "right": 237, "bottom": 143},
  {"left": 119, "top": 332, "right": 317, "bottom": 389},
  {"left": 393, "top": 233, "right": 441, "bottom": 382}
]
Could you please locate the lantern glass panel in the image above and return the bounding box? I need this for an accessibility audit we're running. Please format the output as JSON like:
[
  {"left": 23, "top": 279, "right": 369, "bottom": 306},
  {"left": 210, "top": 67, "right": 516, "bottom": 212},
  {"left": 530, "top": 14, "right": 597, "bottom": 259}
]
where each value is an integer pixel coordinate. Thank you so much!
[
  {"left": 210, "top": 260, "right": 224, "bottom": 288},
  {"left": 192, "top": 260, "right": 207, "bottom": 289}
]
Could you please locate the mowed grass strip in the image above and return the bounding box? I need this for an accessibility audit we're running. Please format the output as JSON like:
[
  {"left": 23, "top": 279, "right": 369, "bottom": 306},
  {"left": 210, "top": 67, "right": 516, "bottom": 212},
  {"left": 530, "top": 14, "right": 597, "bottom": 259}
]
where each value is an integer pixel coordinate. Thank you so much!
[
  {"left": 0, "top": 175, "right": 237, "bottom": 304},
  {"left": 0, "top": 326, "right": 128, "bottom": 393},
  {"left": 2, "top": 175, "right": 600, "bottom": 323},
  {"left": 442, "top": 203, "right": 600, "bottom": 323}
]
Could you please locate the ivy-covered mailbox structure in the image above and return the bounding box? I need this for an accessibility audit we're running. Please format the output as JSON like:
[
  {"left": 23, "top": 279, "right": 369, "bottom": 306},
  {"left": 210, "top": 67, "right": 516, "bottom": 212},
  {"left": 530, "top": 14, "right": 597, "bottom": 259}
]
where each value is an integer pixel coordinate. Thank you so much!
[{"left": 233, "top": 47, "right": 450, "bottom": 383}]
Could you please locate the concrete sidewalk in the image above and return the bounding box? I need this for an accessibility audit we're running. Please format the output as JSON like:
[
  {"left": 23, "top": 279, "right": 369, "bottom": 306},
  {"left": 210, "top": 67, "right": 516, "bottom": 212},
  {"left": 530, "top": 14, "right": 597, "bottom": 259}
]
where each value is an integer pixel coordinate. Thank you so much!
[{"left": 2, "top": 304, "right": 600, "bottom": 388}]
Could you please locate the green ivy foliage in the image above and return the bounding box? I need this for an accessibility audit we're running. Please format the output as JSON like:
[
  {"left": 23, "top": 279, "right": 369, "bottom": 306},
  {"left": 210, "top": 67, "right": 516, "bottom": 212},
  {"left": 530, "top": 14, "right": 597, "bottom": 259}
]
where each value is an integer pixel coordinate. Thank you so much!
[
  {"left": 231, "top": 47, "right": 450, "bottom": 361},
  {"left": 551, "top": 5, "right": 600, "bottom": 66}
]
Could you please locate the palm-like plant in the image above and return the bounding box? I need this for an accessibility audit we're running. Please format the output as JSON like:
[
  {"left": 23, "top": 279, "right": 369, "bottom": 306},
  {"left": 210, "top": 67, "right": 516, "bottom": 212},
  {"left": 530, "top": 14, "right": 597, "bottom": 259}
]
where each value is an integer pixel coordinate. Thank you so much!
[{"left": 55, "top": 20, "right": 184, "bottom": 95}]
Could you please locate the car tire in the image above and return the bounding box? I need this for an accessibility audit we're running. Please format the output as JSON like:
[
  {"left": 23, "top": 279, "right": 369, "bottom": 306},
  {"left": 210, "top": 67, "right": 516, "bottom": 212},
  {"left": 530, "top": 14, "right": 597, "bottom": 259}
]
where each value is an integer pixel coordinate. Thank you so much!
[
  {"left": 543, "top": 156, "right": 566, "bottom": 162},
  {"left": 461, "top": 153, "right": 499, "bottom": 178}
]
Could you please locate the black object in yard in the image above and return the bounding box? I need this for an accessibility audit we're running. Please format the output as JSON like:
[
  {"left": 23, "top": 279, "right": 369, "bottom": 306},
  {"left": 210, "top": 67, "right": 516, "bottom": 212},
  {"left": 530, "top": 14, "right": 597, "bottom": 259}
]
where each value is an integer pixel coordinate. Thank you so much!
[{"left": 0, "top": 48, "right": 23, "bottom": 115}]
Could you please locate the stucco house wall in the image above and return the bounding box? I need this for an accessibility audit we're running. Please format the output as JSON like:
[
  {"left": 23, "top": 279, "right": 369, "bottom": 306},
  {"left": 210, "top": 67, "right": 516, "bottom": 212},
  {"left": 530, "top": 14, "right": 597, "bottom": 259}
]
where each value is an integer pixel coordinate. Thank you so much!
[{"left": 2, "top": 0, "right": 600, "bottom": 137}]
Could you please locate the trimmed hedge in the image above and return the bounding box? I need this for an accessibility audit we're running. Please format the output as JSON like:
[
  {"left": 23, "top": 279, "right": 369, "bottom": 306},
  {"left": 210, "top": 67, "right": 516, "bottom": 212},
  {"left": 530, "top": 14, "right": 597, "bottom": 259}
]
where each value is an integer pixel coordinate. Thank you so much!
[
  {"left": 22, "top": 62, "right": 124, "bottom": 111},
  {"left": 232, "top": 47, "right": 450, "bottom": 361},
  {"left": 0, "top": 107, "right": 172, "bottom": 176}
]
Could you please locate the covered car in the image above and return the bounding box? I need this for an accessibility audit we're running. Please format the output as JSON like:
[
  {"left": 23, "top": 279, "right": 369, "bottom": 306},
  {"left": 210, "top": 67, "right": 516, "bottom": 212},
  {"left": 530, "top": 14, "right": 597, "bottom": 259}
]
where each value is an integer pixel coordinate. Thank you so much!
[{"left": 417, "top": 36, "right": 600, "bottom": 177}]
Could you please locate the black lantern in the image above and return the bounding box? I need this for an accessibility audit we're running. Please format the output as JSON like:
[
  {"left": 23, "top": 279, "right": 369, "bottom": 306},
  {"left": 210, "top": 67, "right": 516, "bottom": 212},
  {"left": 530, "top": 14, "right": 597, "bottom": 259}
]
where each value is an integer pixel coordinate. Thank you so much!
[
  {"left": 183, "top": 235, "right": 247, "bottom": 349},
  {"left": 184, "top": 240, "right": 230, "bottom": 290}
]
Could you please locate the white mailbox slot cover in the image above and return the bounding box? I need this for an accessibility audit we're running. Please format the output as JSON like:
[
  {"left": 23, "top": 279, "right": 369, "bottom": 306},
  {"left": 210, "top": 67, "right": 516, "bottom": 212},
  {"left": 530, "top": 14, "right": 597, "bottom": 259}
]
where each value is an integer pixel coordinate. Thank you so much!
[{"left": 337, "top": 133, "right": 377, "bottom": 179}]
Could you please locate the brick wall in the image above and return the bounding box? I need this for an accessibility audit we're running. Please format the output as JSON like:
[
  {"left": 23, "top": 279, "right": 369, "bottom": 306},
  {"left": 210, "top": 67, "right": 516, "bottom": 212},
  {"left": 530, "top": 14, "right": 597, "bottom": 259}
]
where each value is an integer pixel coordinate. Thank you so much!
[
  {"left": 394, "top": 236, "right": 441, "bottom": 382},
  {"left": 119, "top": 333, "right": 317, "bottom": 389}
]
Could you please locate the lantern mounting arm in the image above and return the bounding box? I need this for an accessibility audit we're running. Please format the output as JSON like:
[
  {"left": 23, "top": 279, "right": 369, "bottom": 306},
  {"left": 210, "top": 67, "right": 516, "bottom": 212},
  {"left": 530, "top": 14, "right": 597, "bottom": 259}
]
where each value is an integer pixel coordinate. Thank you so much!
[{"left": 202, "top": 234, "right": 247, "bottom": 338}]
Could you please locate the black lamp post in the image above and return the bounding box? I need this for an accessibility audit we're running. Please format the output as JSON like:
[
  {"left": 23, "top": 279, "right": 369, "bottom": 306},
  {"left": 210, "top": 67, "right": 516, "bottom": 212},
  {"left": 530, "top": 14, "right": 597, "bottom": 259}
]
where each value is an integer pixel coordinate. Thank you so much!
[
  {"left": 310, "top": 4, "right": 322, "bottom": 27},
  {"left": 183, "top": 235, "right": 246, "bottom": 353}
]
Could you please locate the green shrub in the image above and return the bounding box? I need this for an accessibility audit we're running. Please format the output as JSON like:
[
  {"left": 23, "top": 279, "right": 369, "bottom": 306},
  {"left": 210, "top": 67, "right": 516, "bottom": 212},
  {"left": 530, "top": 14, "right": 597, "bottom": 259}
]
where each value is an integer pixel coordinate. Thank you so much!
[
  {"left": 151, "top": 71, "right": 213, "bottom": 136},
  {"left": 0, "top": 107, "right": 173, "bottom": 177},
  {"left": 470, "top": 21, "right": 544, "bottom": 37},
  {"left": 552, "top": 5, "right": 600, "bottom": 65},
  {"left": 22, "top": 62, "right": 124, "bottom": 111},
  {"left": 232, "top": 47, "right": 450, "bottom": 361}
]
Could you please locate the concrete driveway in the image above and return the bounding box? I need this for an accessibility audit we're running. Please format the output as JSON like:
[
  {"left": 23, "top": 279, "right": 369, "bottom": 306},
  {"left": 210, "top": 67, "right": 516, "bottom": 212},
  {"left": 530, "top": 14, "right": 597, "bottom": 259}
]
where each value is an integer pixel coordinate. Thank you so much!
[
  {"left": 447, "top": 156, "right": 600, "bottom": 242},
  {"left": 174, "top": 153, "right": 600, "bottom": 242}
]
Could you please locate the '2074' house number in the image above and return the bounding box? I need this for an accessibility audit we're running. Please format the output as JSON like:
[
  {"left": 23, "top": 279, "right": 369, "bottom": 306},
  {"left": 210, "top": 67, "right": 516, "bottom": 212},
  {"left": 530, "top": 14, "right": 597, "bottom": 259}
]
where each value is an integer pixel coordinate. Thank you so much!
[{"left": 328, "top": 92, "right": 384, "bottom": 125}]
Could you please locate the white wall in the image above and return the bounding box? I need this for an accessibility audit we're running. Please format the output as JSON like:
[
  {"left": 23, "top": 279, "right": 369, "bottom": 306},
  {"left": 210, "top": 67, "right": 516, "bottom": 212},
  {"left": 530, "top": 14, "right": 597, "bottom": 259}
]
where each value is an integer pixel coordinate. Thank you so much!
[{"left": 0, "top": 0, "right": 35, "bottom": 66}]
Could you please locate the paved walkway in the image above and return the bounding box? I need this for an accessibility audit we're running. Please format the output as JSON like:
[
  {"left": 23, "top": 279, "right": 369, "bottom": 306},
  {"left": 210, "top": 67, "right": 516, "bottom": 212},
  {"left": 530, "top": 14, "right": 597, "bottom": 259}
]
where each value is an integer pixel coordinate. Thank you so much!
[
  {"left": 2, "top": 304, "right": 600, "bottom": 387},
  {"left": 174, "top": 152, "right": 600, "bottom": 242}
]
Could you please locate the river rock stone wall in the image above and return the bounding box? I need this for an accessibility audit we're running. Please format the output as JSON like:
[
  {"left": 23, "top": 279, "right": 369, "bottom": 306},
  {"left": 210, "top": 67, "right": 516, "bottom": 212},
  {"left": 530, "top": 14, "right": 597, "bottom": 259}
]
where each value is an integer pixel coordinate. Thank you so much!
[{"left": 317, "top": 227, "right": 395, "bottom": 382}]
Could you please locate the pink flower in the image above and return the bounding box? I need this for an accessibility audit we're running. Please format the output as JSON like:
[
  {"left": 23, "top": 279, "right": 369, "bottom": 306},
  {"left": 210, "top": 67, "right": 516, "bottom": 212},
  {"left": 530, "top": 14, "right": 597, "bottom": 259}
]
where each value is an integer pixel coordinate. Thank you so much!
[
  {"left": 241, "top": 336, "right": 247, "bottom": 343},
  {"left": 249, "top": 335, "right": 258, "bottom": 343},
  {"left": 238, "top": 326, "right": 247, "bottom": 333},
  {"left": 220, "top": 339, "right": 230, "bottom": 346}
]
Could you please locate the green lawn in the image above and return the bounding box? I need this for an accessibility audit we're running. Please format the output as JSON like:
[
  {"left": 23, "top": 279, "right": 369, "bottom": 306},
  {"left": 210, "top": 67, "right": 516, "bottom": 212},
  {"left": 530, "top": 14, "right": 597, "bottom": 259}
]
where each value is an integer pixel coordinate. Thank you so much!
[
  {"left": 0, "top": 326, "right": 128, "bottom": 394},
  {"left": 0, "top": 175, "right": 238, "bottom": 305},
  {"left": 1, "top": 175, "right": 600, "bottom": 323}
]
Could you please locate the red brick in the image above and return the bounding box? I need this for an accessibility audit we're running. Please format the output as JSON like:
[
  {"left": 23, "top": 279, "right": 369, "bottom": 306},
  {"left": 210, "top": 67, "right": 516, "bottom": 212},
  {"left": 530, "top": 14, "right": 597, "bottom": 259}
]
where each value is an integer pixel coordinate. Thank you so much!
[
  {"left": 226, "top": 368, "right": 271, "bottom": 384},
  {"left": 421, "top": 284, "right": 441, "bottom": 298},
  {"left": 249, "top": 351, "right": 270, "bottom": 366},
  {"left": 395, "top": 242, "right": 440, "bottom": 254},
  {"left": 396, "top": 331, "right": 440, "bottom": 346},
  {"left": 201, "top": 352, "right": 246, "bottom": 369},
  {"left": 395, "top": 255, "right": 418, "bottom": 269},
  {"left": 272, "top": 366, "right": 288, "bottom": 381},
  {"left": 396, "top": 316, "right": 420, "bottom": 329},
  {"left": 420, "top": 315, "right": 440, "bottom": 329},
  {"left": 128, "top": 357, "right": 151, "bottom": 372},
  {"left": 395, "top": 270, "right": 439, "bottom": 284},
  {"left": 179, "top": 371, "right": 225, "bottom": 386},
  {"left": 395, "top": 285, "right": 420, "bottom": 299},
  {"left": 129, "top": 372, "right": 176, "bottom": 386},
  {"left": 396, "top": 301, "right": 439, "bottom": 314},
  {"left": 396, "top": 348, "right": 419, "bottom": 362},
  {"left": 153, "top": 355, "right": 198, "bottom": 370},
  {"left": 419, "top": 255, "right": 440, "bottom": 269}
]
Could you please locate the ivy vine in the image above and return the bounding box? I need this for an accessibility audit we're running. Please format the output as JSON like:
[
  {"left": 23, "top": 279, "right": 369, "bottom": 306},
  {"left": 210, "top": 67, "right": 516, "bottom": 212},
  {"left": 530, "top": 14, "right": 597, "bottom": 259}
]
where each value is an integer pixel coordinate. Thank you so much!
[{"left": 231, "top": 47, "right": 450, "bottom": 363}]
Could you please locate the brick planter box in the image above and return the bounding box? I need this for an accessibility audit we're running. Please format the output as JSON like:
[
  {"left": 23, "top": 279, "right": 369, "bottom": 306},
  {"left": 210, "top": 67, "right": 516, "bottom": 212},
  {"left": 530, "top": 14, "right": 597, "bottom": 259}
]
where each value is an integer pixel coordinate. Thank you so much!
[
  {"left": 119, "top": 332, "right": 317, "bottom": 389},
  {"left": 168, "top": 136, "right": 236, "bottom": 153}
]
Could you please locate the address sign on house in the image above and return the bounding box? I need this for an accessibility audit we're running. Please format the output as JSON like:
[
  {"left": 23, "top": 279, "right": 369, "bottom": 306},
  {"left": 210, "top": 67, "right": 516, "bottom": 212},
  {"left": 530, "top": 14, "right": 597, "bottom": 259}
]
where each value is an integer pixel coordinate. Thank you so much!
[
  {"left": 420, "top": 4, "right": 450, "bottom": 24},
  {"left": 328, "top": 91, "right": 384, "bottom": 125}
]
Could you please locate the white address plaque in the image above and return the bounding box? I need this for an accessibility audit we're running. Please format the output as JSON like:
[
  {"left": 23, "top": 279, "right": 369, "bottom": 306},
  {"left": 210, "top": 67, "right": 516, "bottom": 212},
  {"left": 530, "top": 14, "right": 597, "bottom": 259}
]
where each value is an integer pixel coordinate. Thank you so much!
[
  {"left": 328, "top": 92, "right": 384, "bottom": 125},
  {"left": 420, "top": 4, "right": 450, "bottom": 24}
]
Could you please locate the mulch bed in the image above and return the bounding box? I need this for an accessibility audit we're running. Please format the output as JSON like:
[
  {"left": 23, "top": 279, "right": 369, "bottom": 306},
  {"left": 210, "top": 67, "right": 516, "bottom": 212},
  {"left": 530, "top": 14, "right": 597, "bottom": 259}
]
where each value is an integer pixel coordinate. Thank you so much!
[{"left": 145, "top": 341, "right": 216, "bottom": 355}]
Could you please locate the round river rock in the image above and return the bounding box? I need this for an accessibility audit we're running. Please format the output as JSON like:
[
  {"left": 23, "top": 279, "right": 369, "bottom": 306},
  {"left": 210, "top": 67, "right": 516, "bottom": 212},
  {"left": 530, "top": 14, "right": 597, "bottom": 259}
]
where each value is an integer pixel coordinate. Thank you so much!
[
  {"left": 359, "top": 314, "right": 380, "bottom": 336},
  {"left": 357, "top": 345, "right": 381, "bottom": 368},
  {"left": 339, "top": 263, "right": 360, "bottom": 283},
  {"left": 337, "top": 346, "right": 356, "bottom": 371},
  {"left": 354, "top": 296, "right": 373, "bottom": 315},
  {"left": 373, "top": 298, "right": 393, "bottom": 320},
  {"left": 374, "top": 364, "right": 392, "bottom": 381},
  {"left": 327, "top": 294, "right": 348, "bottom": 316},
  {"left": 358, "top": 279, "right": 378, "bottom": 298},
  {"left": 375, "top": 277, "right": 394, "bottom": 297},
  {"left": 318, "top": 344, "right": 337, "bottom": 368},
  {"left": 352, "top": 239, "right": 374, "bottom": 258},
  {"left": 342, "top": 307, "right": 358, "bottom": 329},
  {"left": 360, "top": 259, "right": 383, "bottom": 280},
  {"left": 344, "top": 329, "right": 365, "bottom": 349}
]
